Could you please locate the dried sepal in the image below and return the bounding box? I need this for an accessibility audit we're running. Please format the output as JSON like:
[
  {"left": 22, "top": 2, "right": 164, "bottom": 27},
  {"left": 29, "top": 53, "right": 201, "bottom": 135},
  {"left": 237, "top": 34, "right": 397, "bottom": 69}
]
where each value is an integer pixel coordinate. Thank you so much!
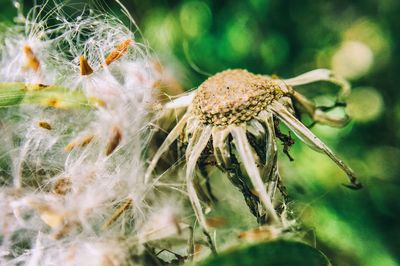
[{"left": 269, "top": 101, "right": 361, "bottom": 189}]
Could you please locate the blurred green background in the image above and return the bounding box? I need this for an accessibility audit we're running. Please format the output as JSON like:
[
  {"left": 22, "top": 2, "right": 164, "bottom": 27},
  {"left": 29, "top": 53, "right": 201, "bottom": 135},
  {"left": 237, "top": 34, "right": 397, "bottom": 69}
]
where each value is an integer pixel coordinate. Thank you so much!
[{"left": 1, "top": 0, "right": 399, "bottom": 265}]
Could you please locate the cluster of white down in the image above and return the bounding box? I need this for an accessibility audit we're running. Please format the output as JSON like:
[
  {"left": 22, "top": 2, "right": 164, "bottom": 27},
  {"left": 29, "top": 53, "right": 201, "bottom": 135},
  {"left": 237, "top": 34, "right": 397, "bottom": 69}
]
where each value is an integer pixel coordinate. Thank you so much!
[{"left": 0, "top": 6, "right": 185, "bottom": 266}]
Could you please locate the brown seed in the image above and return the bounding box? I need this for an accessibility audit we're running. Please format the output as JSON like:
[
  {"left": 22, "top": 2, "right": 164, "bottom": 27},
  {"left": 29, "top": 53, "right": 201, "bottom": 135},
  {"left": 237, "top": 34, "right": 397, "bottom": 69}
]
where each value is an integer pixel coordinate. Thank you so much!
[
  {"left": 64, "top": 134, "right": 95, "bottom": 152},
  {"left": 238, "top": 225, "right": 280, "bottom": 241},
  {"left": 22, "top": 45, "right": 40, "bottom": 72},
  {"left": 53, "top": 177, "right": 72, "bottom": 195},
  {"left": 38, "top": 120, "right": 52, "bottom": 130},
  {"left": 104, "top": 39, "right": 133, "bottom": 66},
  {"left": 101, "top": 255, "right": 116, "bottom": 266},
  {"left": 43, "top": 98, "right": 61, "bottom": 108},
  {"left": 205, "top": 216, "right": 226, "bottom": 228},
  {"left": 28, "top": 200, "right": 64, "bottom": 229},
  {"left": 193, "top": 244, "right": 203, "bottom": 259},
  {"left": 102, "top": 198, "right": 132, "bottom": 229},
  {"left": 27, "top": 83, "right": 49, "bottom": 91},
  {"left": 88, "top": 96, "right": 106, "bottom": 108},
  {"left": 173, "top": 215, "right": 183, "bottom": 235},
  {"left": 51, "top": 221, "right": 78, "bottom": 240},
  {"left": 79, "top": 55, "right": 94, "bottom": 76},
  {"left": 105, "top": 126, "right": 122, "bottom": 155}
]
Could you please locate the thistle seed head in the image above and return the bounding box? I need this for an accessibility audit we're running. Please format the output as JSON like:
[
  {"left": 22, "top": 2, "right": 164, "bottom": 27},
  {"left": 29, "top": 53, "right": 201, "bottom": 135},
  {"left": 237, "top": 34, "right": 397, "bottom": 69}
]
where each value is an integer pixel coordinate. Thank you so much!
[{"left": 193, "top": 69, "right": 283, "bottom": 126}]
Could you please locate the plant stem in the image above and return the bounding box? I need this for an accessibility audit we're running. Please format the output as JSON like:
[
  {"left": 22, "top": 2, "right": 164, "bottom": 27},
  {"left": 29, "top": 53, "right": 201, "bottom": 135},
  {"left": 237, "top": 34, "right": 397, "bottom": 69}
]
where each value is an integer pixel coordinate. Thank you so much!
[{"left": 0, "top": 82, "right": 93, "bottom": 109}]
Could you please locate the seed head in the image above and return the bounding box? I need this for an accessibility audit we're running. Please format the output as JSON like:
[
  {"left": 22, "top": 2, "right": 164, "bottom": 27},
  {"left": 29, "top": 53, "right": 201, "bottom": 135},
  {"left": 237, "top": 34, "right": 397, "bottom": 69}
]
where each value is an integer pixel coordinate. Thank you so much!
[{"left": 192, "top": 69, "right": 283, "bottom": 126}]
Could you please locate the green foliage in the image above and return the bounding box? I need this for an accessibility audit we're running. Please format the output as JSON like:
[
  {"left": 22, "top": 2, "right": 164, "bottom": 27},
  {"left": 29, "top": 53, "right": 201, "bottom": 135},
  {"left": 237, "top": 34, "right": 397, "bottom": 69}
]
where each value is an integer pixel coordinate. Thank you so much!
[{"left": 198, "top": 240, "right": 330, "bottom": 266}]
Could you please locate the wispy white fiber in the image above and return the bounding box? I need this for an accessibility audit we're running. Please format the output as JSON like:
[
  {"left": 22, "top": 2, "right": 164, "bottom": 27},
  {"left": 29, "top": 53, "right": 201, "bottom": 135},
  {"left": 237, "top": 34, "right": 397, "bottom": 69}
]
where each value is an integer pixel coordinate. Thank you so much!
[{"left": 0, "top": 2, "right": 186, "bottom": 265}]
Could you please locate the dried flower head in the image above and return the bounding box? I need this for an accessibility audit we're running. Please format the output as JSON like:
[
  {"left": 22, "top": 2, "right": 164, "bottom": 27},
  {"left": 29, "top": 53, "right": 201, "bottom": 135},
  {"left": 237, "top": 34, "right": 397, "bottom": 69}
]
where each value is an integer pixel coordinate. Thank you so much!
[
  {"left": 193, "top": 69, "right": 283, "bottom": 126},
  {"left": 146, "top": 68, "right": 361, "bottom": 250}
]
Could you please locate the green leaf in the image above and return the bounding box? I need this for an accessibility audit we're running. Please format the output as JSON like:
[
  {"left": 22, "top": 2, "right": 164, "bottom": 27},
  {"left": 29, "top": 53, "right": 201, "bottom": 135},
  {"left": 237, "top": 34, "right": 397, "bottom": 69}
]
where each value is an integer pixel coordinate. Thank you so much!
[
  {"left": 0, "top": 83, "right": 26, "bottom": 107},
  {"left": 197, "top": 240, "right": 331, "bottom": 266}
]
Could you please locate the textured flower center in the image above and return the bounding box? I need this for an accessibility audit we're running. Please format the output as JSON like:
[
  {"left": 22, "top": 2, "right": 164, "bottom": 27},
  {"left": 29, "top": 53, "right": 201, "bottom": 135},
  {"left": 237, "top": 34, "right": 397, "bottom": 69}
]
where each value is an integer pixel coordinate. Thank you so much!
[{"left": 193, "top": 69, "right": 283, "bottom": 126}]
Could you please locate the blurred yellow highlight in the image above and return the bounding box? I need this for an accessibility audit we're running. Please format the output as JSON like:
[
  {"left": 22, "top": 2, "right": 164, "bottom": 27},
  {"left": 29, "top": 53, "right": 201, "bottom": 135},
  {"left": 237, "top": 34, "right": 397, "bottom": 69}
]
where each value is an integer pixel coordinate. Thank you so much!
[
  {"left": 347, "top": 87, "right": 383, "bottom": 122},
  {"left": 180, "top": 1, "right": 211, "bottom": 38},
  {"left": 331, "top": 41, "right": 373, "bottom": 80},
  {"left": 344, "top": 18, "right": 391, "bottom": 65},
  {"left": 144, "top": 9, "right": 179, "bottom": 50},
  {"left": 226, "top": 15, "right": 253, "bottom": 58}
]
